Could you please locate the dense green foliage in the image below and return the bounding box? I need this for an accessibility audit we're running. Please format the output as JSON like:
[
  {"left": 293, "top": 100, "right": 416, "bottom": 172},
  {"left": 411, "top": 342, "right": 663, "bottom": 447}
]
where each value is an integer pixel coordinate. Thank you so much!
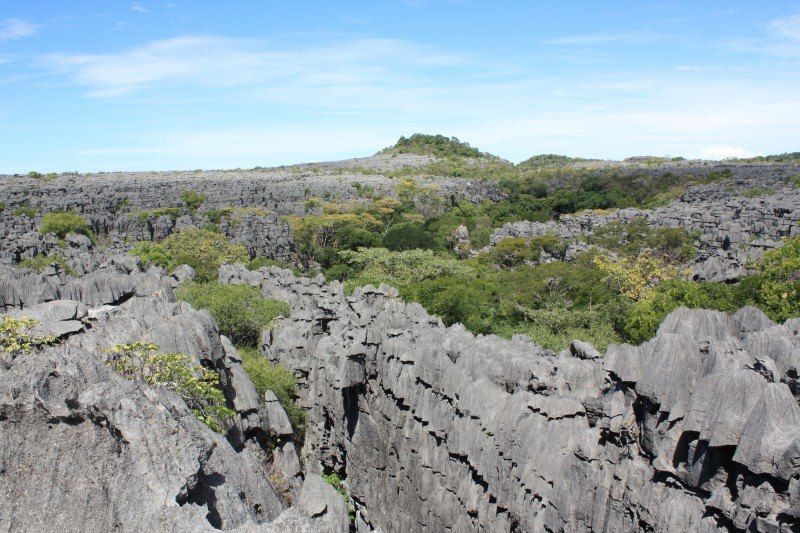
[
  {"left": 381, "top": 134, "right": 485, "bottom": 158},
  {"left": 330, "top": 231, "right": 800, "bottom": 350},
  {"left": 177, "top": 282, "right": 289, "bottom": 346},
  {"left": 39, "top": 211, "right": 92, "bottom": 240},
  {"left": 131, "top": 228, "right": 249, "bottom": 282},
  {"left": 19, "top": 253, "right": 76, "bottom": 275},
  {"left": 589, "top": 219, "right": 696, "bottom": 263},
  {"left": 748, "top": 235, "right": 800, "bottom": 322},
  {"left": 27, "top": 171, "right": 58, "bottom": 182},
  {"left": 105, "top": 341, "right": 234, "bottom": 433},
  {"left": 239, "top": 346, "right": 305, "bottom": 433},
  {"left": 488, "top": 235, "right": 567, "bottom": 267},
  {"left": 518, "top": 154, "right": 597, "bottom": 168}
]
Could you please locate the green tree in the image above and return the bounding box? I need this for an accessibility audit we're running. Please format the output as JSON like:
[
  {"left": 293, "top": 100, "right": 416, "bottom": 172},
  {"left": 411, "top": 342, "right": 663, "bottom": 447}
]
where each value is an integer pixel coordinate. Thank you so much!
[{"left": 39, "top": 211, "right": 92, "bottom": 240}]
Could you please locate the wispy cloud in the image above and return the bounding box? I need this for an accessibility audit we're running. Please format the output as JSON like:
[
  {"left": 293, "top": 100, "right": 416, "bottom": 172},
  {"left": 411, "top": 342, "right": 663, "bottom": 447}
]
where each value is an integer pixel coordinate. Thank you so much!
[
  {"left": 40, "top": 35, "right": 467, "bottom": 98},
  {"left": 767, "top": 13, "right": 800, "bottom": 41},
  {"left": 131, "top": 3, "right": 150, "bottom": 13},
  {"left": 726, "top": 12, "right": 800, "bottom": 57},
  {"left": 13, "top": 22, "right": 800, "bottom": 171},
  {"left": 0, "top": 18, "right": 38, "bottom": 41},
  {"left": 544, "top": 30, "right": 680, "bottom": 46}
]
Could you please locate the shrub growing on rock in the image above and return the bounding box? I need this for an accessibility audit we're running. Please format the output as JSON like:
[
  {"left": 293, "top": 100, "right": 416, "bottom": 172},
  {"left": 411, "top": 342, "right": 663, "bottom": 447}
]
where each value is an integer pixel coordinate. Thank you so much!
[
  {"left": 105, "top": 341, "right": 234, "bottom": 433},
  {"left": 180, "top": 190, "right": 207, "bottom": 212},
  {"left": 239, "top": 347, "right": 305, "bottom": 432},
  {"left": 39, "top": 211, "right": 92, "bottom": 240},
  {"left": 340, "top": 247, "right": 475, "bottom": 292},
  {"left": 594, "top": 251, "right": 682, "bottom": 301},
  {"left": 131, "top": 229, "right": 249, "bottom": 282},
  {"left": 12, "top": 206, "right": 37, "bottom": 218},
  {"left": 0, "top": 316, "right": 56, "bottom": 357},
  {"left": 176, "top": 282, "right": 289, "bottom": 346},
  {"left": 750, "top": 234, "right": 800, "bottom": 322},
  {"left": 617, "top": 279, "right": 740, "bottom": 344},
  {"left": 19, "top": 253, "right": 76, "bottom": 275}
]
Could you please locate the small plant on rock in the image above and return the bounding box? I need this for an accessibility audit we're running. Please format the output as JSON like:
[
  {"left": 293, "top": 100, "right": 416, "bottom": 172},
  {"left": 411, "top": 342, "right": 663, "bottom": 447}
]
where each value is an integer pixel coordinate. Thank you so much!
[
  {"left": 0, "top": 316, "right": 56, "bottom": 357},
  {"left": 322, "top": 471, "right": 355, "bottom": 522},
  {"left": 239, "top": 347, "right": 305, "bottom": 433},
  {"left": 13, "top": 205, "right": 37, "bottom": 219},
  {"left": 19, "top": 253, "right": 76, "bottom": 275},
  {"left": 180, "top": 190, "right": 207, "bottom": 212},
  {"left": 105, "top": 341, "right": 234, "bottom": 433}
]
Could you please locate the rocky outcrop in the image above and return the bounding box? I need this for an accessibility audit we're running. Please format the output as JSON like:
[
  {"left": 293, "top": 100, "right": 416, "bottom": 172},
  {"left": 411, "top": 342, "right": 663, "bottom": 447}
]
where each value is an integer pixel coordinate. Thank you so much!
[
  {"left": 217, "top": 264, "right": 800, "bottom": 532},
  {"left": 0, "top": 154, "right": 501, "bottom": 268},
  {"left": 0, "top": 264, "right": 348, "bottom": 532},
  {"left": 490, "top": 186, "right": 800, "bottom": 281}
]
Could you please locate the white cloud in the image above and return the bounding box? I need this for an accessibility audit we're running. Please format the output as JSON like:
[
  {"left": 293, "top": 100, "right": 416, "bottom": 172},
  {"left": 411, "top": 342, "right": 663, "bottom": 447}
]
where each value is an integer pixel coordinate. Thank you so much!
[
  {"left": 0, "top": 19, "right": 38, "bottom": 41},
  {"left": 131, "top": 3, "right": 149, "bottom": 12},
  {"left": 767, "top": 13, "right": 800, "bottom": 41},
  {"left": 40, "top": 35, "right": 467, "bottom": 98},
  {"left": 698, "top": 146, "right": 763, "bottom": 160},
  {"left": 544, "top": 31, "right": 678, "bottom": 45}
]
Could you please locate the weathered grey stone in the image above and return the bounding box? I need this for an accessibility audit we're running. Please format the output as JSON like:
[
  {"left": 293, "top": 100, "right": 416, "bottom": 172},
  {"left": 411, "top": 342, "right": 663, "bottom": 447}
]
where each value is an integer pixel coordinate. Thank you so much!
[
  {"left": 294, "top": 474, "right": 349, "bottom": 533},
  {"left": 227, "top": 266, "right": 800, "bottom": 532},
  {"left": 0, "top": 345, "right": 284, "bottom": 531},
  {"left": 8, "top": 299, "right": 87, "bottom": 339}
]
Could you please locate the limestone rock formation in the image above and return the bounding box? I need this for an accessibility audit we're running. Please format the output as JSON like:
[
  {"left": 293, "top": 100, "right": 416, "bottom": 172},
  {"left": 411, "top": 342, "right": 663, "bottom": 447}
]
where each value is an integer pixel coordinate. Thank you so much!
[
  {"left": 0, "top": 264, "right": 347, "bottom": 532},
  {"left": 215, "top": 264, "right": 800, "bottom": 532},
  {"left": 489, "top": 179, "right": 800, "bottom": 282}
]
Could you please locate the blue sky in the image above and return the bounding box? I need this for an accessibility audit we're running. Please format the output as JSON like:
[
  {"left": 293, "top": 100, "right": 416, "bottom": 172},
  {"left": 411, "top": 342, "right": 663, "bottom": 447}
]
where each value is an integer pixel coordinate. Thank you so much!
[{"left": 1, "top": 1, "right": 800, "bottom": 172}]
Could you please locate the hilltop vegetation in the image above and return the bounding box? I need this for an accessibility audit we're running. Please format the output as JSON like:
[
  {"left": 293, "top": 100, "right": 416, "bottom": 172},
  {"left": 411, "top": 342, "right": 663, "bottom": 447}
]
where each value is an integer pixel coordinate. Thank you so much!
[{"left": 381, "top": 134, "right": 487, "bottom": 158}]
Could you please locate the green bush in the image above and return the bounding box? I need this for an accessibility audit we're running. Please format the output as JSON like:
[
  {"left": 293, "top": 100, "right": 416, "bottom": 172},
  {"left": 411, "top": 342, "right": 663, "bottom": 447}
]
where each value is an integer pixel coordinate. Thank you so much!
[
  {"left": 239, "top": 347, "right": 305, "bottom": 432},
  {"left": 507, "top": 305, "right": 621, "bottom": 352},
  {"left": 618, "top": 279, "right": 740, "bottom": 344},
  {"left": 383, "top": 222, "right": 435, "bottom": 251},
  {"left": 180, "top": 190, "right": 207, "bottom": 212},
  {"left": 1, "top": 316, "right": 56, "bottom": 356},
  {"left": 39, "top": 211, "right": 92, "bottom": 240},
  {"left": 13, "top": 206, "right": 37, "bottom": 219},
  {"left": 136, "top": 207, "right": 182, "bottom": 222},
  {"left": 750, "top": 235, "right": 800, "bottom": 322},
  {"left": 177, "top": 282, "right": 289, "bottom": 346},
  {"left": 105, "top": 341, "right": 233, "bottom": 433},
  {"left": 131, "top": 229, "right": 249, "bottom": 282},
  {"left": 334, "top": 223, "right": 381, "bottom": 251},
  {"left": 323, "top": 263, "right": 354, "bottom": 282},
  {"left": 340, "top": 247, "right": 475, "bottom": 293},
  {"left": 205, "top": 207, "right": 234, "bottom": 224},
  {"left": 590, "top": 219, "right": 695, "bottom": 263},
  {"left": 19, "top": 253, "right": 76, "bottom": 275},
  {"left": 130, "top": 241, "right": 172, "bottom": 270}
]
